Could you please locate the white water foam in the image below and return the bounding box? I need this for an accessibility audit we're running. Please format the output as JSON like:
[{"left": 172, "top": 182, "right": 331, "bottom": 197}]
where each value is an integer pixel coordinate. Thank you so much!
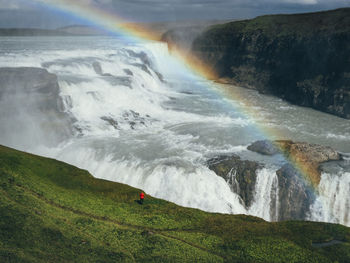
[
  {"left": 1, "top": 36, "right": 350, "bottom": 227},
  {"left": 309, "top": 172, "right": 350, "bottom": 226},
  {"left": 248, "top": 168, "right": 279, "bottom": 221},
  {"left": 53, "top": 141, "right": 247, "bottom": 214}
]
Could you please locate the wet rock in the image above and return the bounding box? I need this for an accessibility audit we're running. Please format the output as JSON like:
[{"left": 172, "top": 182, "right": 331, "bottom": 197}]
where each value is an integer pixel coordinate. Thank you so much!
[
  {"left": 155, "top": 71, "right": 165, "bottom": 82},
  {"left": 130, "top": 63, "right": 152, "bottom": 76},
  {"left": 126, "top": 50, "right": 151, "bottom": 67},
  {"left": 276, "top": 164, "right": 315, "bottom": 220},
  {"left": 100, "top": 116, "right": 119, "bottom": 129},
  {"left": 92, "top": 61, "right": 103, "bottom": 75},
  {"left": 276, "top": 140, "right": 340, "bottom": 164},
  {"left": 207, "top": 155, "right": 262, "bottom": 208},
  {"left": 248, "top": 139, "right": 341, "bottom": 186},
  {"left": 123, "top": 69, "right": 133, "bottom": 76},
  {"left": 276, "top": 140, "right": 340, "bottom": 186},
  {"left": 247, "top": 140, "right": 279, "bottom": 155},
  {"left": 109, "top": 76, "right": 132, "bottom": 87},
  {"left": 121, "top": 110, "right": 149, "bottom": 130},
  {"left": 92, "top": 61, "right": 113, "bottom": 77}
]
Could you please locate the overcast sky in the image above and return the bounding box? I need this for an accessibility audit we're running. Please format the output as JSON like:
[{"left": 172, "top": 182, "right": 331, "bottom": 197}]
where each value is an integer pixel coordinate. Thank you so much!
[{"left": 0, "top": 0, "right": 349, "bottom": 28}]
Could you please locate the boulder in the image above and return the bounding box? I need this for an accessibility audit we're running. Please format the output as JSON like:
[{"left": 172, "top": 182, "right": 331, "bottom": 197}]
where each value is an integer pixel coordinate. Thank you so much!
[{"left": 247, "top": 140, "right": 279, "bottom": 155}]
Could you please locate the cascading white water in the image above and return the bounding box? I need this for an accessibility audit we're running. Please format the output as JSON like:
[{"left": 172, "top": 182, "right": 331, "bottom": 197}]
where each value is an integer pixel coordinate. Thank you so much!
[
  {"left": 1, "top": 36, "right": 350, "bottom": 226},
  {"left": 55, "top": 142, "right": 246, "bottom": 214},
  {"left": 309, "top": 171, "right": 350, "bottom": 226},
  {"left": 248, "top": 168, "right": 279, "bottom": 221}
]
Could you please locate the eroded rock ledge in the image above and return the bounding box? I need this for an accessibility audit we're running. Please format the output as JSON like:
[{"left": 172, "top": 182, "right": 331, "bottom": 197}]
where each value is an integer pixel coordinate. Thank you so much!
[
  {"left": 207, "top": 140, "right": 341, "bottom": 221},
  {"left": 248, "top": 140, "right": 340, "bottom": 186},
  {"left": 207, "top": 155, "right": 262, "bottom": 208}
]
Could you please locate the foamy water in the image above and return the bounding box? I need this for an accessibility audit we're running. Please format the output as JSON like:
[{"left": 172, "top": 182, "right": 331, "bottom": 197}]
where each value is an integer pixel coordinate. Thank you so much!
[{"left": 0, "top": 36, "right": 349, "bottom": 226}]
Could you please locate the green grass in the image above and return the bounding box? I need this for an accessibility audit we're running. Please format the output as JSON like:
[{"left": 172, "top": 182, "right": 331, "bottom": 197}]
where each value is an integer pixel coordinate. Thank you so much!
[{"left": 1, "top": 145, "right": 350, "bottom": 262}]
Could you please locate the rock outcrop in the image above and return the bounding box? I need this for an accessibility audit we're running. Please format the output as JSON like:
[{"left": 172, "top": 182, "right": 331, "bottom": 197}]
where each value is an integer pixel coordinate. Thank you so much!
[
  {"left": 207, "top": 155, "right": 262, "bottom": 208},
  {"left": 207, "top": 153, "right": 315, "bottom": 220},
  {"left": 247, "top": 140, "right": 279, "bottom": 155},
  {"left": 248, "top": 139, "right": 341, "bottom": 186},
  {"left": 207, "top": 140, "right": 340, "bottom": 221},
  {"left": 276, "top": 164, "right": 315, "bottom": 220},
  {"left": 191, "top": 8, "right": 350, "bottom": 118}
]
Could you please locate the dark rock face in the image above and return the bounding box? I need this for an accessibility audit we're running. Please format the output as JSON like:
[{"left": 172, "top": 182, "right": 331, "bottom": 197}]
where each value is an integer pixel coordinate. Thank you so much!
[
  {"left": 192, "top": 8, "right": 350, "bottom": 118},
  {"left": 247, "top": 140, "right": 279, "bottom": 155},
  {"left": 276, "top": 164, "right": 315, "bottom": 220},
  {"left": 207, "top": 154, "right": 315, "bottom": 220},
  {"left": 92, "top": 61, "right": 103, "bottom": 75},
  {"left": 207, "top": 155, "right": 262, "bottom": 208},
  {"left": 209, "top": 139, "right": 341, "bottom": 221}
]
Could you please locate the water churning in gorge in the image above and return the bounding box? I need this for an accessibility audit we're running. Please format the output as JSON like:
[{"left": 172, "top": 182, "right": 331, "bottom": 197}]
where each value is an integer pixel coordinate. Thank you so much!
[{"left": 0, "top": 36, "right": 349, "bottom": 226}]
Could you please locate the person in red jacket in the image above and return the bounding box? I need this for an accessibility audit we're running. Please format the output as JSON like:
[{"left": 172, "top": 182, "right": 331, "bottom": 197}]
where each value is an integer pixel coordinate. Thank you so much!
[{"left": 139, "top": 192, "right": 145, "bottom": 205}]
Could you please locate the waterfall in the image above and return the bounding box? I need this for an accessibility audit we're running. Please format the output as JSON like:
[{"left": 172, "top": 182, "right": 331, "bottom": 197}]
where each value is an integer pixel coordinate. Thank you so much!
[
  {"left": 309, "top": 171, "right": 350, "bottom": 226},
  {"left": 248, "top": 168, "right": 279, "bottom": 221},
  {"left": 0, "top": 36, "right": 349, "bottom": 227}
]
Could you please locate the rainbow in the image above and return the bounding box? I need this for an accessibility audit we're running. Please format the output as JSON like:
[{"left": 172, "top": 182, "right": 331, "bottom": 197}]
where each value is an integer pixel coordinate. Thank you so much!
[{"left": 31, "top": 1, "right": 320, "bottom": 190}]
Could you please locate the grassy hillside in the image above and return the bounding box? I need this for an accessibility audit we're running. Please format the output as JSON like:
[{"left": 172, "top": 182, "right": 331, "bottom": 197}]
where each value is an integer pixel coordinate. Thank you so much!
[{"left": 0, "top": 145, "right": 349, "bottom": 262}]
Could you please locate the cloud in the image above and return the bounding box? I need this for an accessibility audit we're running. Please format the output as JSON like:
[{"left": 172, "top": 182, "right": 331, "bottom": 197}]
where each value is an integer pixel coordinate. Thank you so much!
[
  {"left": 0, "top": 0, "right": 40, "bottom": 10},
  {"left": 282, "top": 0, "right": 318, "bottom": 4},
  {"left": 0, "top": 0, "right": 22, "bottom": 9},
  {"left": 0, "top": 0, "right": 349, "bottom": 27}
]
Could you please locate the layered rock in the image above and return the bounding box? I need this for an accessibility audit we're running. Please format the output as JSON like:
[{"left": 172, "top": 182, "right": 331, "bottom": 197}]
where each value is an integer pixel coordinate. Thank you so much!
[
  {"left": 191, "top": 8, "right": 350, "bottom": 118},
  {"left": 208, "top": 140, "right": 340, "bottom": 221},
  {"left": 207, "top": 155, "right": 262, "bottom": 208},
  {"left": 247, "top": 140, "right": 340, "bottom": 220},
  {"left": 276, "top": 164, "right": 315, "bottom": 220},
  {"left": 248, "top": 140, "right": 340, "bottom": 186}
]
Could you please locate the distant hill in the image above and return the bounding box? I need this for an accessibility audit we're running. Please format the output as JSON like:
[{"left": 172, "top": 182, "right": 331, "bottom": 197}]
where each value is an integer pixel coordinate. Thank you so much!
[
  {"left": 0, "top": 20, "right": 234, "bottom": 39},
  {"left": 1, "top": 144, "right": 350, "bottom": 262},
  {"left": 57, "top": 25, "right": 108, "bottom": 35},
  {"left": 0, "top": 28, "right": 73, "bottom": 36},
  {"left": 189, "top": 8, "right": 350, "bottom": 119}
]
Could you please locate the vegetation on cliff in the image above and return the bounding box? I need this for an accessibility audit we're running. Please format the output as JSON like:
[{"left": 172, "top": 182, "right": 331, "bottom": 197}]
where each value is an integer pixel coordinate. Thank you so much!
[
  {"left": 1, "top": 145, "right": 350, "bottom": 262},
  {"left": 191, "top": 8, "right": 350, "bottom": 118}
]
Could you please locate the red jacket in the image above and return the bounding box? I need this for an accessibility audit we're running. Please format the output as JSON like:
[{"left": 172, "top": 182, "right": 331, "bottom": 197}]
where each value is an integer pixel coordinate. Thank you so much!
[{"left": 140, "top": 192, "right": 145, "bottom": 199}]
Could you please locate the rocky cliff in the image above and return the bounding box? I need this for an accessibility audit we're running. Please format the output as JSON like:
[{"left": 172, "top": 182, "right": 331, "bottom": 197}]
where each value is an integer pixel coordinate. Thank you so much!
[
  {"left": 207, "top": 140, "right": 341, "bottom": 221},
  {"left": 190, "top": 8, "right": 350, "bottom": 118}
]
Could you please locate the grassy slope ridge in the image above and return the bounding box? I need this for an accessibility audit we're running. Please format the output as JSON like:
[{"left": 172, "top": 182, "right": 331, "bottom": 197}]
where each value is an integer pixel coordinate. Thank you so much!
[{"left": 1, "top": 145, "right": 350, "bottom": 262}]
